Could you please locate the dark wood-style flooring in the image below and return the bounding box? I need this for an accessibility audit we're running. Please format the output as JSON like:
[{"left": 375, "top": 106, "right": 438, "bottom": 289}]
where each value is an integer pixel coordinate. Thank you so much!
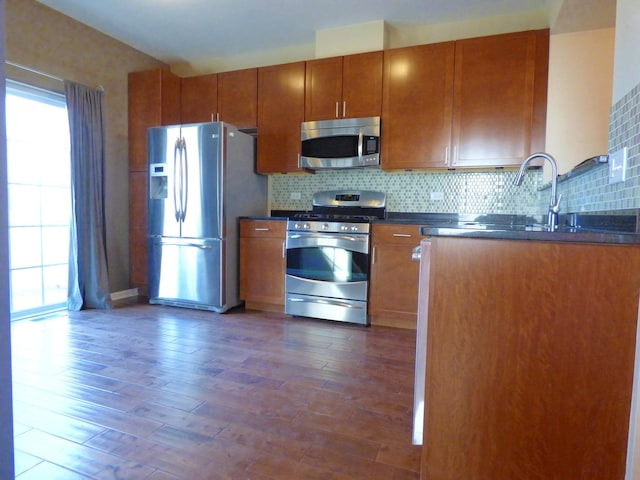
[{"left": 11, "top": 303, "right": 420, "bottom": 479}]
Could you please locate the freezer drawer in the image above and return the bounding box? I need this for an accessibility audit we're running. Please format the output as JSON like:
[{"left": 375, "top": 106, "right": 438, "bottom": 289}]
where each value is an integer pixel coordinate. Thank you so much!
[{"left": 148, "top": 237, "right": 227, "bottom": 311}]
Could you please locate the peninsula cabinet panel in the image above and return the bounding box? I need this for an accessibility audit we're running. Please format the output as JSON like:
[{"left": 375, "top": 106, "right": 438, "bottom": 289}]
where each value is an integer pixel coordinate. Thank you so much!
[
  {"left": 421, "top": 237, "right": 640, "bottom": 479},
  {"left": 239, "top": 219, "right": 286, "bottom": 312},
  {"left": 257, "top": 62, "right": 305, "bottom": 173},
  {"left": 305, "top": 51, "right": 383, "bottom": 121},
  {"left": 180, "top": 73, "right": 218, "bottom": 124},
  {"left": 369, "top": 224, "right": 424, "bottom": 329},
  {"left": 218, "top": 68, "right": 258, "bottom": 129},
  {"left": 451, "top": 29, "right": 549, "bottom": 168},
  {"left": 382, "top": 42, "right": 455, "bottom": 170}
]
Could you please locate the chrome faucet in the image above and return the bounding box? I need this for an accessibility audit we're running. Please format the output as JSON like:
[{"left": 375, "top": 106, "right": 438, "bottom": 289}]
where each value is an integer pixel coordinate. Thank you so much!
[{"left": 513, "top": 152, "right": 561, "bottom": 231}]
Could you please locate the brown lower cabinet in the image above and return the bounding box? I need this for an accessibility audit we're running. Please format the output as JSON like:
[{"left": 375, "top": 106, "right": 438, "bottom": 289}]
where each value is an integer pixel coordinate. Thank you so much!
[
  {"left": 369, "top": 223, "right": 425, "bottom": 329},
  {"left": 239, "top": 219, "right": 286, "bottom": 312},
  {"left": 418, "top": 236, "right": 640, "bottom": 479}
]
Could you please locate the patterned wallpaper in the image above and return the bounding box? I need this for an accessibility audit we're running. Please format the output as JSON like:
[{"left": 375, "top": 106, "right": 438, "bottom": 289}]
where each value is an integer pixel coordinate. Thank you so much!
[
  {"left": 553, "top": 82, "right": 640, "bottom": 213},
  {"left": 270, "top": 168, "right": 544, "bottom": 215}
]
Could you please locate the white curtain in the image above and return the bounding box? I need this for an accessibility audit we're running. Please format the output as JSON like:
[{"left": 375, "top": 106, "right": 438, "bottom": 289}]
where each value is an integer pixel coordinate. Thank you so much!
[{"left": 64, "top": 81, "right": 111, "bottom": 310}]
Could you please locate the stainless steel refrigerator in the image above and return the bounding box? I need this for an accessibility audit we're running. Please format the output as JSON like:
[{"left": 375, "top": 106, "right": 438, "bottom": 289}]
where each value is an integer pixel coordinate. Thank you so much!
[{"left": 147, "top": 122, "right": 266, "bottom": 312}]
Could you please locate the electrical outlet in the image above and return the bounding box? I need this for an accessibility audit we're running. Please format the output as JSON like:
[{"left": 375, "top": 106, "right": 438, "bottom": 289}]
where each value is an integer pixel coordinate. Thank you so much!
[
  {"left": 609, "top": 147, "right": 628, "bottom": 184},
  {"left": 430, "top": 191, "right": 444, "bottom": 201},
  {"left": 290, "top": 192, "right": 302, "bottom": 200}
]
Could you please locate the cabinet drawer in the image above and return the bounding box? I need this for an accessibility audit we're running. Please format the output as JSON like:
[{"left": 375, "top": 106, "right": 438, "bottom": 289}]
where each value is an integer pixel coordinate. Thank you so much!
[
  {"left": 240, "top": 219, "right": 286, "bottom": 238},
  {"left": 372, "top": 223, "right": 424, "bottom": 244}
]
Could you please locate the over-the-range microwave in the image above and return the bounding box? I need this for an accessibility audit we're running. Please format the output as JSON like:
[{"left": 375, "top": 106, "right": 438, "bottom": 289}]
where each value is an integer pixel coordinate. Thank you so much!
[{"left": 299, "top": 116, "right": 380, "bottom": 170}]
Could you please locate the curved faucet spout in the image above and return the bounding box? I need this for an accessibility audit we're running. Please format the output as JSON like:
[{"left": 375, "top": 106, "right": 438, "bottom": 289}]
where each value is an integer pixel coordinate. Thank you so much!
[{"left": 513, "top": 152, "right": 560, "bottom": 231}]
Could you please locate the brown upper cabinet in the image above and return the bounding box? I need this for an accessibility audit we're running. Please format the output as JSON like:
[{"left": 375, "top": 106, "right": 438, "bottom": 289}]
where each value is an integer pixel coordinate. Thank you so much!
[
  {"left": 382, "top": 42, "right": 455, "bottom": 170},
  {"left": 181, "top": 68, "right": 258, "bottom": 128},
  {"left": 218, "top": 68, "right": 258, "bottom": 129},
  {"left": 257, "top": 61, "right": 306, "bottom": 174},
  {"left": 129, "top": 68, "right": 181, "bottom": 171},
  {"left": 382, "top": 29, "right": 549, "bottom": 170},
  {"left": 452, "top": 30, "right": 549, "bottom": 168},
  {"left": 305, "top": 51, "right": 383, "bottom": 121},
  {"left": 180, "top": 74, "right": 217, "bottom": 124}
]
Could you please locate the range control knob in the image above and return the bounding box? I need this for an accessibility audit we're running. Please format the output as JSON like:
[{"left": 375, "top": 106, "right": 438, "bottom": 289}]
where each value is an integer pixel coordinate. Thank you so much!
[
  {"left": 340, "top": 224, "right": 349, "bottom": 231},
  {"left": 321, "top": 223, "right": 329, "bottom": 231},
  {"left": 304, "top": 223, "right": 311, "bottom": 230},
  {"left": 350, "top": 224, "right": 359, "bottom": 232}
]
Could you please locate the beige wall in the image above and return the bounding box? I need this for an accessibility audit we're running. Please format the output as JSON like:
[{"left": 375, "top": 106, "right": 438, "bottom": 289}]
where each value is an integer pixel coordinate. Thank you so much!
[
  {"left": 5, "top": 0, "right": 166, "bottom": 292},
  {"left": 614, "top": 0, "right": 640, "bottom": 102},
  {"left": 545, "top": 28, "right": 614, "bottom": 177},
  {"left": 173, "top": 10, "right": 550, "bottom": 76}
]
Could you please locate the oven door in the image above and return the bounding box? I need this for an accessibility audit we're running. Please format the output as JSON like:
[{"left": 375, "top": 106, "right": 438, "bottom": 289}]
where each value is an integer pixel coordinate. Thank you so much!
[{"left": 285, "top": 231, "right": 370, "bottom": 323}]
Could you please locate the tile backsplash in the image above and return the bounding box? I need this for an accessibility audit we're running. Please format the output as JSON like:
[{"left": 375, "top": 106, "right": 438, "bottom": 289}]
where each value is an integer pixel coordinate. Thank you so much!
[
  {"left": 270, "top": 81, "right": 640, "bottom": 216},
  {"left": 271, "top": 168, "right": 544, "bottom": 215},
  {"left": 556, "top": 82, "right": 640, "bottom": 213}
]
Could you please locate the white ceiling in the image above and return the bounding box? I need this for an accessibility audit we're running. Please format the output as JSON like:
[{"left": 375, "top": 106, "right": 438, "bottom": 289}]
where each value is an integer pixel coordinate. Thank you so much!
[{"left": 35, "top": 0, "right": 615, "bottom": 68}]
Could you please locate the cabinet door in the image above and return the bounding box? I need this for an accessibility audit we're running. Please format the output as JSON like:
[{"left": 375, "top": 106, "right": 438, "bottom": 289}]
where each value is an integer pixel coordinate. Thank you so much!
[
  {"left": 305, "top": 56, "right": 343, "bottom": 121},
  {"left": 369, "top": 224, "right": 423, "bottom": 328},
  {"left": 128, "top": 68, "right": 181, "bottom": 171},
  {"left": 128, "top": 68, "right": 180, "bottom": 289},
  {"left": 342, "top": 51, "right": 383, "bottom": 119},
  {"left": 257, "top": 62, "right": 305, "bottom": 173},
  {"left": 451, "top": 30, "right": 548, "bottom": 168},
  {"left": 218, "top": 68, "right": 258, "bottom": 129},
  {"left": 382, "top": 43, "right": 455, "bottom": 170},
  {"left": 239, "top": 220, "right": 286, "bottom": 311},
  {"left": 181, "top": 74, "right": 218, "bottom": 124}
]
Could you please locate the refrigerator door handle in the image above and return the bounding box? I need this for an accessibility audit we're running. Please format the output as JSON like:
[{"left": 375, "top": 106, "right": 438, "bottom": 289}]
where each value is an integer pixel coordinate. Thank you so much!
[
  {"left": 173, "top": 137, "right": 181, "bottom": 223},
  {"left": 180, "top": 137, "right": 188, "bottom": 222}
]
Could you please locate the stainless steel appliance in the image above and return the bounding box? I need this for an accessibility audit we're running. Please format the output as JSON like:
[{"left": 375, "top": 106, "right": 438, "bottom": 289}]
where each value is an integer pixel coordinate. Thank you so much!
[
  {"left": 285, "top": 190, "right": 387, "bottom": 325},
  {"left": 299, "top": 116, "right": 380, "bottom": 170},
  {"left": 147, "top": 122, "right": 267, "bottom": 312}
]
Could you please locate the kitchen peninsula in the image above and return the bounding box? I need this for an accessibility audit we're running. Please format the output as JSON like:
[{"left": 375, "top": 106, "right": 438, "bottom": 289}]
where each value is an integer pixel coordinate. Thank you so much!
[{"left": 414, "top": 227, "right": 640, "bottom": 479}]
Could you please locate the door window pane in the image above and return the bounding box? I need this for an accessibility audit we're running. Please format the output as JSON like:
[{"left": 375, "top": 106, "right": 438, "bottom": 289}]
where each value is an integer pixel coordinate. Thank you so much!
[{"left": 5, "top": 80, "right": 70, "bottom": 319}]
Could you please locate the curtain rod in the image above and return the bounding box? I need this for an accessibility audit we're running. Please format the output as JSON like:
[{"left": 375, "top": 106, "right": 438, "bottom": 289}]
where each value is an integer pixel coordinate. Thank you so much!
[{"left": 5, "top": 60, "right": 104, "bottom": 91}]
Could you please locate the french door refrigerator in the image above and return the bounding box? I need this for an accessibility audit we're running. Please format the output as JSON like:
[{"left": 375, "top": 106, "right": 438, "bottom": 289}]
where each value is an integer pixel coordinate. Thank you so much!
[{"left": 147, "top": 122, "right": 266, "bottom": 312}]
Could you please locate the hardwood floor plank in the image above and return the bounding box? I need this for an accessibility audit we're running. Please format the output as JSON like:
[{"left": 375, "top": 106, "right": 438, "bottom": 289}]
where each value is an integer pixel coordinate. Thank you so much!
[
  {"left": 14, "top": 429, "right": 154, "bottom": 479},
  {"left": 12, "top": 304, "right": 419, "bottom": 479}
]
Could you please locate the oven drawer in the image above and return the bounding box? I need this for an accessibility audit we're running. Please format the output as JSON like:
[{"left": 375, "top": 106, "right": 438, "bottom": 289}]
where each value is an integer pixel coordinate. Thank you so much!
[{"left": 285, "top": 292, "right": 368, "bottom": 325}]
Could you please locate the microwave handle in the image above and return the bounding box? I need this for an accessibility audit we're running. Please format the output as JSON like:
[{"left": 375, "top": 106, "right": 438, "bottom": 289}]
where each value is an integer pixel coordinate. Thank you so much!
[{"left": 358, "top": 131, "right": 363, "bottom": 158}]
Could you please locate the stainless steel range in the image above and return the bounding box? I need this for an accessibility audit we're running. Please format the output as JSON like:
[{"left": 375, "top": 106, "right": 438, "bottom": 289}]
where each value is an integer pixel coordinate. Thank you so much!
[{"left": 285, "top": 190, "right": 387, "bottom": 325}]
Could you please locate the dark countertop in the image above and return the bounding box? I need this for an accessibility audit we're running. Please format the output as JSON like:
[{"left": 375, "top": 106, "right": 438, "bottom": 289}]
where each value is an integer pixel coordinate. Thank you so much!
[
  {"left": 418, "top": 211, "right": 640, "bottom": 245},
  {"left": 258, "top": 210, "right": 640, "bottom": 245},
  {"left": 419, "top": 225, "right": 640, "bottom": 245}
]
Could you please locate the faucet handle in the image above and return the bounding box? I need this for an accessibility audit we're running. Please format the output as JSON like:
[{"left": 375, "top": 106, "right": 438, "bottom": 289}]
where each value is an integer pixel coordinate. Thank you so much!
[{"left": 551, "top": 193, "right": 563, "bottom": 213}]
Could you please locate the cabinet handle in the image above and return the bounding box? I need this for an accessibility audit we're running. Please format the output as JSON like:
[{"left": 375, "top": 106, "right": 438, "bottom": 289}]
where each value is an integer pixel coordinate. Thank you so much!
[
  {"left": 445, "top": 146, "right": 449, "bottom": 165},
  {"left": 393, "top": 233, "right": 412, "bottom": 237},
  {"left": 282, "top": 241, "right": 286, "bottom": 259},
  {"left": 342, "top": 101, "right": 346, "bottom": 118},
  {"left": 335, "top": 101, "right": 339, "bottom": 118},
  {"left": 254, "top": 228, "right": 270, "bottom": 231},
  {"left": 371, "top": 246, "right": 376, "bottom": 265}
]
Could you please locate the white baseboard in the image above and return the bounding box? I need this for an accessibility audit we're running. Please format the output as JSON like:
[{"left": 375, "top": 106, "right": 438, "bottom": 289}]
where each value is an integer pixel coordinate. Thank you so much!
[{"left": 110, "top": 288, "right": 139, "bottom": 301}]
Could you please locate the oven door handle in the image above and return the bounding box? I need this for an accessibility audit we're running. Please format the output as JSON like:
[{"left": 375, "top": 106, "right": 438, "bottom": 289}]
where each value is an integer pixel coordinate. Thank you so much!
[{"left": 286, "top": 232, "right": 369, "bottom": 253}]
